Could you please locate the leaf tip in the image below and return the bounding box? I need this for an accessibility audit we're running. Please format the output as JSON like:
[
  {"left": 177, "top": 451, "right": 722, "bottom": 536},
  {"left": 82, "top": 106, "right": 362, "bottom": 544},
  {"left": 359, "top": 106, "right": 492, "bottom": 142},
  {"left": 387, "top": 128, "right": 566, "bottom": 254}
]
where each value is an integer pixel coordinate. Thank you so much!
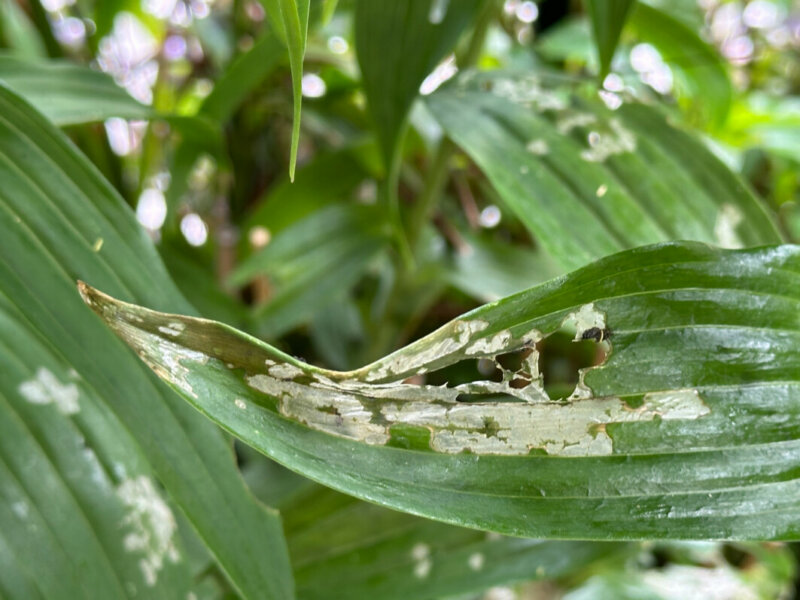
[
  {"left": 76, "top": 279, "right": 93, "bottom": 306},
  {"left": 76, "top": 280, "right": 112, "bottom": 318}
]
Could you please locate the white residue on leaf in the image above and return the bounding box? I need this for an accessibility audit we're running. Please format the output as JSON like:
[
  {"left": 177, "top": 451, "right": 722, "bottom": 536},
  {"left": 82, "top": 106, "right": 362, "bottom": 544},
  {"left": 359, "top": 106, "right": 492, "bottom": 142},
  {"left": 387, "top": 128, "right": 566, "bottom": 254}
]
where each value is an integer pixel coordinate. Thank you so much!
[
  {"left": 714, "top": 203, "right": 744, "bottom": 249},
  {"left": 117, "top": 476, "right": 180, "bottom": 587},
  {"left": 234, "top": 398, "right": 247, "bottom": 410},
  {"left": 11, "top": 501, "right": 29, "bottom": 520},
  {"left": 468, "top": 552, "right": 485, "bottom": 571},
  {"left": 579, "top": 118, "right": 636, "bottom": 162},
  {"left": 526, "top": 139, "right": 549, "bottom": 155},
  {"left": 414, "top": 558, "right": 432, "bottom": 578},
  {"left": 410, "top": 543, "right": 432, "bottom": 579},
  {"left": 491, "top": 76, "right": 568, "bottom": 111},
  {"left": 428, "top": 0, "right": 449, "bottom": 24},
  {"left": 556, "top": 112, "right": 597, "bottom": 134},
  {"left": 18, "top": 367, "right": 80, "bottom": 415},
  {"left": 157, "top": 322, "right": 185, "bottom": 337}
]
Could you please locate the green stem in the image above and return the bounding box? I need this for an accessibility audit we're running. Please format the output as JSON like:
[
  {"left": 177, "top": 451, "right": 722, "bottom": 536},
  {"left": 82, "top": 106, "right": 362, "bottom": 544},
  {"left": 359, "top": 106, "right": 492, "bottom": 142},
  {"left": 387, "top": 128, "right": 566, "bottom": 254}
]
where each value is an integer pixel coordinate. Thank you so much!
[
  {"left": 408, "top": 138, "right": 453, "bottom": 249},
  {"left": 386, "top": 139, "right": 415, "bottom": 271}
]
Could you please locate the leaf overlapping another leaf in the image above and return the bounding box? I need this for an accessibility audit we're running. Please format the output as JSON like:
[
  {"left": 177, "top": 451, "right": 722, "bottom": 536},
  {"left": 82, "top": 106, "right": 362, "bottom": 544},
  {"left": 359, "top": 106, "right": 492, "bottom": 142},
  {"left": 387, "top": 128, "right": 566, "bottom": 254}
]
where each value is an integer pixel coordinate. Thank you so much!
[{"left": 82, "top": 242, "right": 800, "bottom": 540}]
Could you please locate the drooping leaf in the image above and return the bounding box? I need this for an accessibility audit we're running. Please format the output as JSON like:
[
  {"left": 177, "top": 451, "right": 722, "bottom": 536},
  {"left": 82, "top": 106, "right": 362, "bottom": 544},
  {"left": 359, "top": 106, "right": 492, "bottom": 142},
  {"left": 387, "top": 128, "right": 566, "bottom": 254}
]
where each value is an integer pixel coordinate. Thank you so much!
[
  {"left": 426, "top": 71, "right": 782, "bottom": 271},
  {"left": 0, "top": 85, "right": 294, "bottom": 599},
  {"left": 166, "top": 32, "right": 285, "bottom": 220},
  {"left": 83, "top": 241, "right": 800, "bottom": 540},
  {"left": 0, "top": 53, "right": 151, "bottom": 125},
  {"left": 354, "top": 0, "right": 483, "bottom": 168},
  {"left": 261, "top": 0, "right": 310, "bottom": 180},
  {"left": 231, "top": 203, "right": 390, "bottom": 338},
  {"left": 585, "top": 0, "right": 636, "bottom": 79},
  {"left": 629, "top": 2, "right": 732, "bottom": 127}
]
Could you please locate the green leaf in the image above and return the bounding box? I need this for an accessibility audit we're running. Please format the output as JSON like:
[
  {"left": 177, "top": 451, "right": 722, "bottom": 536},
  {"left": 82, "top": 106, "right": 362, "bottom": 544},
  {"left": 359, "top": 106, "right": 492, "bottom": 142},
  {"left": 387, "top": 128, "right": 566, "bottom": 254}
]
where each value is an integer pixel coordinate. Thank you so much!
[
  {"left": 199, "top": 31, "right": 285, "bottom": 123},
  {"left": 231, "top": 203, "right": 390, "bottom": 338},
  {"left": 82, "top": 241, "right": 800, "bottom": 540},
  {"left": 245, "top": 457, "right": 624, "bottom": 598},
  {"left": 354, "top": 0, "right": 483, "bottom": 168},
  {"left": 426, "top": 71, "right": 781, "bottom": 271},
  {"left": 241, "top": 146, "right": 372, "bottom": 239},
  {"left": 0, "top": 85, "right": 294, "bottom": 598},
  {"left": 321, "top": 0, "right": 338, "bottom": 25},
  {"left": 167, "top": 32, "right": 285, "bottom": 217},
  {"left": 0, "top": 0, "right": 46, "bottom": 57},
  {"left": 629, "top": 2, "right": 732, "bottom": 127},
  {"left": 287, "top": 487, "right": 623, "bottom": 599},
  {"left": 0, "top": 53, "right": 151, "bottom": 125},
  {"left": 585, "top": 0, "right": 636, "bottom": 79},
  {"left": 262, "top": 0, "right": 310, "bottom": 180},
  {"left": 446, "top": 226, "right": 563, "bottom": 302}
]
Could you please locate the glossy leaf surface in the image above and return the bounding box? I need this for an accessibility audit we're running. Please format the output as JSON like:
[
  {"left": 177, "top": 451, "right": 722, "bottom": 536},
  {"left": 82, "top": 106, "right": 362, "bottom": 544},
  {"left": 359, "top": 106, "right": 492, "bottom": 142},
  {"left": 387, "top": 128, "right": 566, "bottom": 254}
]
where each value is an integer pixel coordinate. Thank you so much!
[
  {"left": 0, "top": 85, "right": 293, "bottom": 599},
  {"left": 427, "top": 71, "right": 781, "bottom": 271},
  {"left": 354, "top": 0, "right": 482, "bottom": 166},
  {"left": 82, "top": 242, "right": 800, "bottom": 540}
]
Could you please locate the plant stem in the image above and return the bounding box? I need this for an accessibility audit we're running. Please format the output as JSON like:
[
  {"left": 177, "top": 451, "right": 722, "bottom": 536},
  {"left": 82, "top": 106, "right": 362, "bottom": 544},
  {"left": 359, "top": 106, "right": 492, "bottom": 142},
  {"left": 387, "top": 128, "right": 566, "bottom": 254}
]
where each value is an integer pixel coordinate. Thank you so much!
[
  {"left": 407, "top": 0, "right": 494, "bottom": 253},
  {"left": 386, "top": 139, "right": 415, "bottom": 271}
]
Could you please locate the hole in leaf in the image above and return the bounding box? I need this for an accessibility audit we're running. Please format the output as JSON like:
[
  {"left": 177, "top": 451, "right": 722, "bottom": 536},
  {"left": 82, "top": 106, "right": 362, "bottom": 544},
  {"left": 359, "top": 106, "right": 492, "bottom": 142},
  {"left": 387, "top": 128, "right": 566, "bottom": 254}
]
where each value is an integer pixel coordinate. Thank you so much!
[
  {"left": 537, "top": 327, "right": 608, "bottom": 399},
  {"left": 425, "top": 358, "right": 503, "bottom": 387}
]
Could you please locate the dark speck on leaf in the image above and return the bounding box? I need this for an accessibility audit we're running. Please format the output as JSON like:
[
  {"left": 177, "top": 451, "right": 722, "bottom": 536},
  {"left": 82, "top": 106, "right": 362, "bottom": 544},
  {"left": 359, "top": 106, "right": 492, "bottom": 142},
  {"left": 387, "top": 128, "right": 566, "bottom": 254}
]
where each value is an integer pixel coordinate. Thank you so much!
[{"left": 581, "top": 327, "right": 611, "bottom": 342}]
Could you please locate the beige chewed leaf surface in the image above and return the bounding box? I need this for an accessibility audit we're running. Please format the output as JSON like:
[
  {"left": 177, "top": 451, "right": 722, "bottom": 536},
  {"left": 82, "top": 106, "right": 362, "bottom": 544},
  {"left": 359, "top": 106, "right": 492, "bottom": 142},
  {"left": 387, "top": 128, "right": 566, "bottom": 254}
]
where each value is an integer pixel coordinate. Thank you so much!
[
  {"left": 78, "top": 283, "right": 709, "bottom": 458},
  {"left": 76, "top": 242, "right": 800, "bottom": 541}
]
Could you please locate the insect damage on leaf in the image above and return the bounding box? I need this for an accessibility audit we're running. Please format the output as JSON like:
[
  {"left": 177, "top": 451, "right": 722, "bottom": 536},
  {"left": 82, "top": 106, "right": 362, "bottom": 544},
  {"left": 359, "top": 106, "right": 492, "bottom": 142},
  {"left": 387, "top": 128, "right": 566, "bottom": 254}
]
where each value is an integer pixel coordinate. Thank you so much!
[
  {"left": 79, "top": 283, "right": 712, "bottom": 458},
  {"left": 18, "top": 366, "right": 80, "bottom": 415},
  {"left": 117, "top": 476, "right": 180, "bottom": 587}
]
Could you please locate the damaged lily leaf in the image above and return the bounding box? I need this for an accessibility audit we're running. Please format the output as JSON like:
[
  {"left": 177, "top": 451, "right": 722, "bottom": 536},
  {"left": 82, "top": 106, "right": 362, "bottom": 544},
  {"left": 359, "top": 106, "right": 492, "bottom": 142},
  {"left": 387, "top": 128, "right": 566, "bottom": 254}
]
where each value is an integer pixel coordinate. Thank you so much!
[{"left": 81, "top": 242, "right": 800, "bottom": 540}]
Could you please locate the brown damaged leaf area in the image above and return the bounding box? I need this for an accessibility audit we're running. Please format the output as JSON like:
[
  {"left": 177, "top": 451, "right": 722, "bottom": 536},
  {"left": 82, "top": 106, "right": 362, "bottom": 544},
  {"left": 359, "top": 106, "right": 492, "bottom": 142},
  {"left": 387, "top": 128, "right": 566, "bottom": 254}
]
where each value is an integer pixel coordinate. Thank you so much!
[{"left": 78, "top": 281, "right": 710, "bottom": 457}]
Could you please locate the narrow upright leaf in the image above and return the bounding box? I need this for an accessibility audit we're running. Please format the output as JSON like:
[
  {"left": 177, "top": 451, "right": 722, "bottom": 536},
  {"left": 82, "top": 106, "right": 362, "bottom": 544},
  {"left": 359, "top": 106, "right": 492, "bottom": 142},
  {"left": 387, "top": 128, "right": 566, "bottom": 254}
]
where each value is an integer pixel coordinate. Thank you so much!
[
  {"left": 262, "top": 0, "right": 310, "bottom": 180},
  {"left": 585, "top": 0, "right": 636, "bottom": 79},
  {"left": 83, "top": 242, "right": 800, "bottom": 540},
  {"left": 355, "top": 0, "right": 483, "bottom": 168},
  {"left": 629, "top": 2, "right": 732, "bottom": 127}
]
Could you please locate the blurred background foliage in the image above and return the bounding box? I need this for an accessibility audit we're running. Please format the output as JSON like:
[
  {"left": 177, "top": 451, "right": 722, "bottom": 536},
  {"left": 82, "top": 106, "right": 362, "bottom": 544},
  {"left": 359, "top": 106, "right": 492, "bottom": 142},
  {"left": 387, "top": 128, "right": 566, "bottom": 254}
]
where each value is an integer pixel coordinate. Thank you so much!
[{"left": 2, "top": 0, "right": 800, "bottom": 597}]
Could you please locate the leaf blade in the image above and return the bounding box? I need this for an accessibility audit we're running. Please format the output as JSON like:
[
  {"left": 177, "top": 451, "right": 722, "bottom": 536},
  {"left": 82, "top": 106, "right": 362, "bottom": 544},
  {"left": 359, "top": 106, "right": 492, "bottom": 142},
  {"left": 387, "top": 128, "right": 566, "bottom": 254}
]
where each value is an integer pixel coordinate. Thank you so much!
[
  {"left": 0, "top": 85, "right": 294, "bottom": 599},
  {"left": 81, "top": 241, "right": 800, "bottom": 540},
  {"left": 586, "top": 0, "right": 636, "bottom": 79},
  {"left": 426, "top": 71, "right": 782, "bottom": 270}
]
